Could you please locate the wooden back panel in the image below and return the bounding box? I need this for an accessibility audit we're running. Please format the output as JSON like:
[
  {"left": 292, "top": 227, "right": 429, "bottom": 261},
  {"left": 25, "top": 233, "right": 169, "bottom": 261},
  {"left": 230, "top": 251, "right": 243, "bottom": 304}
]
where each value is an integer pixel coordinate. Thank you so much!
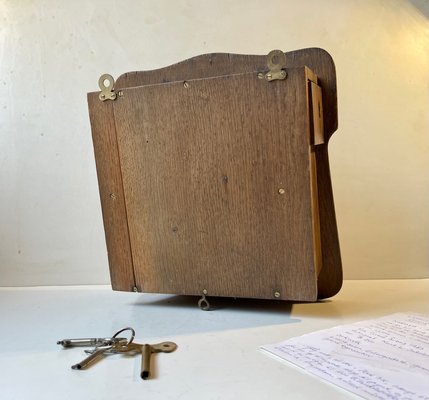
[{"left": 88, "top": 48, "right": 342, "bottom": 300}]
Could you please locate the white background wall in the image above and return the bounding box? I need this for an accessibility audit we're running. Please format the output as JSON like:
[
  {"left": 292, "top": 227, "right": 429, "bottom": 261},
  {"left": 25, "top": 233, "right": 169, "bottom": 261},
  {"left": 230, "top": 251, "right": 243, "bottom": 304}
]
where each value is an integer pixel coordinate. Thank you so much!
[{"left": 0, "top": 0, "right": 428, "bottom": 286}]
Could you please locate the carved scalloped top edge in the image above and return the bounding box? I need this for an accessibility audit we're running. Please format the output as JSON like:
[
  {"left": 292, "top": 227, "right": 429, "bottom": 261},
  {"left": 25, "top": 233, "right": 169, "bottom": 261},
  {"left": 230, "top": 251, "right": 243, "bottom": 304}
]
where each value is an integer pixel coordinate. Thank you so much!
[
  {"left": 115, "top": 48, "right": 335, "bottom": 86},
  {"left": 108, "top": 47, "right": 337, "bottom": 138}
]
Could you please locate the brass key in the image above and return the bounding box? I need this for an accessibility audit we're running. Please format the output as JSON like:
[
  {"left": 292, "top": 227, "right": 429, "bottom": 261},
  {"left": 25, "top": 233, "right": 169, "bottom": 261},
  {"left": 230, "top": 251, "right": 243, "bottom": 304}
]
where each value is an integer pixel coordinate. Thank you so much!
[
  {"left": 58, "top": 327, "right": 136, "bottom": 372},
  {"left": 70, "top": 327, "right": 135, "bottom": 370},
  {"left": 142, "top": 342, "right": 177, "bottom": 380},
  {"left": 114, "top": 341, "right": 177, "bottom": 380},
  {"left": 71, "top": 342, "right": 123, "bottom": 370}
]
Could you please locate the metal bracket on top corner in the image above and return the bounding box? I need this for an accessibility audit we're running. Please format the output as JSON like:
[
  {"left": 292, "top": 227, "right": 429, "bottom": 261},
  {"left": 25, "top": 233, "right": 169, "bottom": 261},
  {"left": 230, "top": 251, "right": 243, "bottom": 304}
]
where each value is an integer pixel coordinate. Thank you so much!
[
  {"left": 258, "top": 50, "right": 288, "bottom": 82},
  {"left": 98, "top": 74, "right": 117, "bottom": 101}
]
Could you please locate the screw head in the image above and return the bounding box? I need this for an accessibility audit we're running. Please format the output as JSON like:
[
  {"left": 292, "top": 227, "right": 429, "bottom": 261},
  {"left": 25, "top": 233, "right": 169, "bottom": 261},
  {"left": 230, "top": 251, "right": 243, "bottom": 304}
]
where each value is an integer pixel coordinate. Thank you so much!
[
  {"left": 274, "top": 291, "right": 281, "bottom": 298},
  {"left": 183, "top": 81, "right": 189, "bottom": 88},
  {"left": 109, "top": 193, "right": 117, "bottom": 200},
  {"left": 278, "top": 188, "right": 285, "bottom": 195}
]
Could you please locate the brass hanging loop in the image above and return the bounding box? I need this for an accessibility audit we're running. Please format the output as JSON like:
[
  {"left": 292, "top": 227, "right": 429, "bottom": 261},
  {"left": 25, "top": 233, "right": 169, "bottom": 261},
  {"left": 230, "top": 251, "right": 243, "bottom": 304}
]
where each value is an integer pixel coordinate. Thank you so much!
[
  {"left": 98, "top": 74, "right": 117, "bottom": 101},
  {"left": 198, "top": 289, "right": 211, "bottom": 311}
]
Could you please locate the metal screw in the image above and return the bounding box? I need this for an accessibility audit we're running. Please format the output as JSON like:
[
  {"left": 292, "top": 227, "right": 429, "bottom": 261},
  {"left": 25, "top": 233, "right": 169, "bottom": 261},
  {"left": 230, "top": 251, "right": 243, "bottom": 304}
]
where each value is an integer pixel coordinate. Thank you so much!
[
  {"left": 109, "top": 193, "right": 117, "bottom": 200},
  {"left": 274, "top": 291, "right": 281, "bottom": 298},
  {"left": 183, "top": 81, "right": 189, "bottom": 88},
  {"left": 257, "top": 72, "right": 264, "bottom": 79},
  {"left": 202, "top": 289, "right": 208, "bottom": 295},
  {"left": 118, "top": 91, "right": 124, "bottom": 97},
  {"left": 278, "top": 188, "right": 285, "bottom": 195},
  {"left": 133, "top": 286, "right": 139, "bottom": 293}
]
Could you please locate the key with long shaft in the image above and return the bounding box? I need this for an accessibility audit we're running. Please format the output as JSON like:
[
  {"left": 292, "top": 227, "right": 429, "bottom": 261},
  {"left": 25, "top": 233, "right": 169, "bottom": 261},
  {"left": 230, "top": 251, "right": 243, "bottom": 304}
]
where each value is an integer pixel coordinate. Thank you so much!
[
  {"left": 141, "top": 342, "right": 177, "bottom": 380},
  {"left": 110, "top": 341, "right": 177, "bottom": 380},
  {"left": 71, "top": 342, "right": 123, "bottom": 370},
  {"left": 57, "top": 327, "right": 136, "bottom": 372},
  {"left": 57, "top": 337, "right": 127, "bottom": 348}
]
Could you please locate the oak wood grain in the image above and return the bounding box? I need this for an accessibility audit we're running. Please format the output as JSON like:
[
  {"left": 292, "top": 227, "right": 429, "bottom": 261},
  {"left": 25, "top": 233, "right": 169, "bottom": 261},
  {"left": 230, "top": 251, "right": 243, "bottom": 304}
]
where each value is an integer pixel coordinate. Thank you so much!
[
  {"left": 113, "top": 48, "right": 342, "bottom": 299},
  {"left": 87, "top": 94, "right": 135, "bottom": 291},
  {"left": 89, "top": 48, "right": 342, "bottom": 300},
  {"left": 111, "top": 68, "right": 319, "bottom": 301}
]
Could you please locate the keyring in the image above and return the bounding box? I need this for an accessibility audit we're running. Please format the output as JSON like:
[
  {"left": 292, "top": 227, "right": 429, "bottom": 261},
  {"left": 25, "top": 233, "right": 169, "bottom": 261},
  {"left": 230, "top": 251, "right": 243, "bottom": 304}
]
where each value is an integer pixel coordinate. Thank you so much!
[{"left": 111, "top": 327, "right": 135, "bottom": 346}]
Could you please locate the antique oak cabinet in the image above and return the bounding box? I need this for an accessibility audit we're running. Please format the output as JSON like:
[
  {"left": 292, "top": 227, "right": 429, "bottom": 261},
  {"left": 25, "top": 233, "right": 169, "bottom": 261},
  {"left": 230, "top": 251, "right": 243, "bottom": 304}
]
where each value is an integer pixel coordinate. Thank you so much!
[{"left": 88, "top": 48, "right": 342, "bottom": 307}]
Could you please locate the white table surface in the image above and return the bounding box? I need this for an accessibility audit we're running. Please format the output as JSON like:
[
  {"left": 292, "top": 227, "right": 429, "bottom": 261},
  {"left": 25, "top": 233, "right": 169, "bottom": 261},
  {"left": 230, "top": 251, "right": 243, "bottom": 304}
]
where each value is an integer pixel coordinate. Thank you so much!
[{"left": 1, "top": 279, "right": 428, "bottom": 400}]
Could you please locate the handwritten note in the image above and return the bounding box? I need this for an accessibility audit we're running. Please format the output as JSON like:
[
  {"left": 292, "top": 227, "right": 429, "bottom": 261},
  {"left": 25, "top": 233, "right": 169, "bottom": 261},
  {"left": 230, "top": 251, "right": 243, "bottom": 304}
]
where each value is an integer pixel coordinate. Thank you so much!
[{"left": 261, "top": 313, "right": 429, "bottom": 400}]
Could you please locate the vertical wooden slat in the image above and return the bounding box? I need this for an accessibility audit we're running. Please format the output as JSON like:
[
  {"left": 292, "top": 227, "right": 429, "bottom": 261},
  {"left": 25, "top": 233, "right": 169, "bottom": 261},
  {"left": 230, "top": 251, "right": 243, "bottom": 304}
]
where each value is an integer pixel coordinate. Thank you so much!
[
  {"left": 87, "top": 93, "right": 135, "bottom": 291},
  {"left": 314, "top": 146, "right": 343, "bottom": 298}
]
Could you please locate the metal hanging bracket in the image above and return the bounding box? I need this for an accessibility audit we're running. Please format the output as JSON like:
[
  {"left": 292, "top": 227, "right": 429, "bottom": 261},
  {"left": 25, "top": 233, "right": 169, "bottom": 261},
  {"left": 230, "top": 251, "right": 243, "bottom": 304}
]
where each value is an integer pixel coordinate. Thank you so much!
[
  {"left": 98, "top": 74, "right": 117, "bottom": 101},
  {"left": 259, "top": 50, "right": 287, "bottom": 82},
  {"left": 198, "top": 289, "right": 211, "bottom": 311}
]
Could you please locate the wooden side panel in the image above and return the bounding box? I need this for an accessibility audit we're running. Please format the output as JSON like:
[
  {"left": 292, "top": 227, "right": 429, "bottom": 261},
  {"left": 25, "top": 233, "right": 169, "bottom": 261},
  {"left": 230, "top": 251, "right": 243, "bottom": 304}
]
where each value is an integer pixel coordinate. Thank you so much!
[
  {"left": 309, "top": 150, "right": 322, "bottom": 277},
  {"left": 307, "top": 78, "right": 323, "bottom": 278},
  {"left": 315, "top": 146, "right": 343, "bottom": 298},
  {"left": 111, "top": 48, "right": 342, "bottom": 299},
  {"left": 87, "top": 93, "right": 135, "bottom": 291},
  {"left": 112, "top": 68, "right": 318, "bottom": 301}
]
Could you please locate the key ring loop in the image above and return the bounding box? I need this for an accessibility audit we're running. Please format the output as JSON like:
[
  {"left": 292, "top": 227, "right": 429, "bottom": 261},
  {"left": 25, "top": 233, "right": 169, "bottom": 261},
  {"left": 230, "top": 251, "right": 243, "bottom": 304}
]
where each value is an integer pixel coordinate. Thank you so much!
[{"left": 112, "top": 327, "right": 135, "bottom": 346}]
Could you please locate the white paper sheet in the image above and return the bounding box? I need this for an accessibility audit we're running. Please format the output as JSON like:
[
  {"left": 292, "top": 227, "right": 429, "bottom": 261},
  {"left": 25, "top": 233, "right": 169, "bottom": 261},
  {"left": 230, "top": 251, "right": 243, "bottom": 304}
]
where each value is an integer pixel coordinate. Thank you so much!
[{"left": 261, "top": 313, "right": 429, "bottom": 400}]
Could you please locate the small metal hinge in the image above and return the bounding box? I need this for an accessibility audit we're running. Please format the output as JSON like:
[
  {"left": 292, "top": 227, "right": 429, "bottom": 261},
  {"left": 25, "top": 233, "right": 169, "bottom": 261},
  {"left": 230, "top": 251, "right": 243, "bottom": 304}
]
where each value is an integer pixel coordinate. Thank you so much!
[
  {"left": 259, "top": 50, "right": 287, "bottom": 82},
  {"left": 98, "top": 74, "right": 117, "bottom": 101}
]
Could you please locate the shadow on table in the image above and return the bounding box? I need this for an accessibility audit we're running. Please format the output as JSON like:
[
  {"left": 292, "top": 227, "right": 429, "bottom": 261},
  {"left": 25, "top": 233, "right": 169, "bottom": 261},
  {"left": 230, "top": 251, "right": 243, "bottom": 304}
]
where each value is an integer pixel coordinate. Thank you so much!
[
  {"left": 140, "top": 294, "right": 294, "bottom": 313},
  {"left": 130, "top": 294, "right": 302, "bottom": 336}
]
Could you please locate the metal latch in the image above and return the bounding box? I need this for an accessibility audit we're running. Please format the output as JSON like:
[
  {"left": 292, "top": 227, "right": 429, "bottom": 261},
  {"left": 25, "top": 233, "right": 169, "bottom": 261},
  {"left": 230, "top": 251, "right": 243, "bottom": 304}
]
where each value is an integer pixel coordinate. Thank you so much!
[{"left": 258, "top": 50, "right": 287, "bottom": 82}]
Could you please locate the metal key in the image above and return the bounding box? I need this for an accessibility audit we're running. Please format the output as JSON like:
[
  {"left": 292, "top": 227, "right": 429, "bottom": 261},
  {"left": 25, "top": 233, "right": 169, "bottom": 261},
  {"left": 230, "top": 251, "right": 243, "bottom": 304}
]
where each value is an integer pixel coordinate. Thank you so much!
[
  {"left": 71, "top": 342, "right": 123, "bottom": 370},
  {"left": 57, "top": 327, "right": 136, "bottom": 372},
  {"left": 104, "top": 341, "right": 177, "bottom": 380},
  {"left": 57, "top": 337, "right": 127, "bottom": 348},
  {"left": 136, "top": 342, "right": 177, "bottom": 380}
]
